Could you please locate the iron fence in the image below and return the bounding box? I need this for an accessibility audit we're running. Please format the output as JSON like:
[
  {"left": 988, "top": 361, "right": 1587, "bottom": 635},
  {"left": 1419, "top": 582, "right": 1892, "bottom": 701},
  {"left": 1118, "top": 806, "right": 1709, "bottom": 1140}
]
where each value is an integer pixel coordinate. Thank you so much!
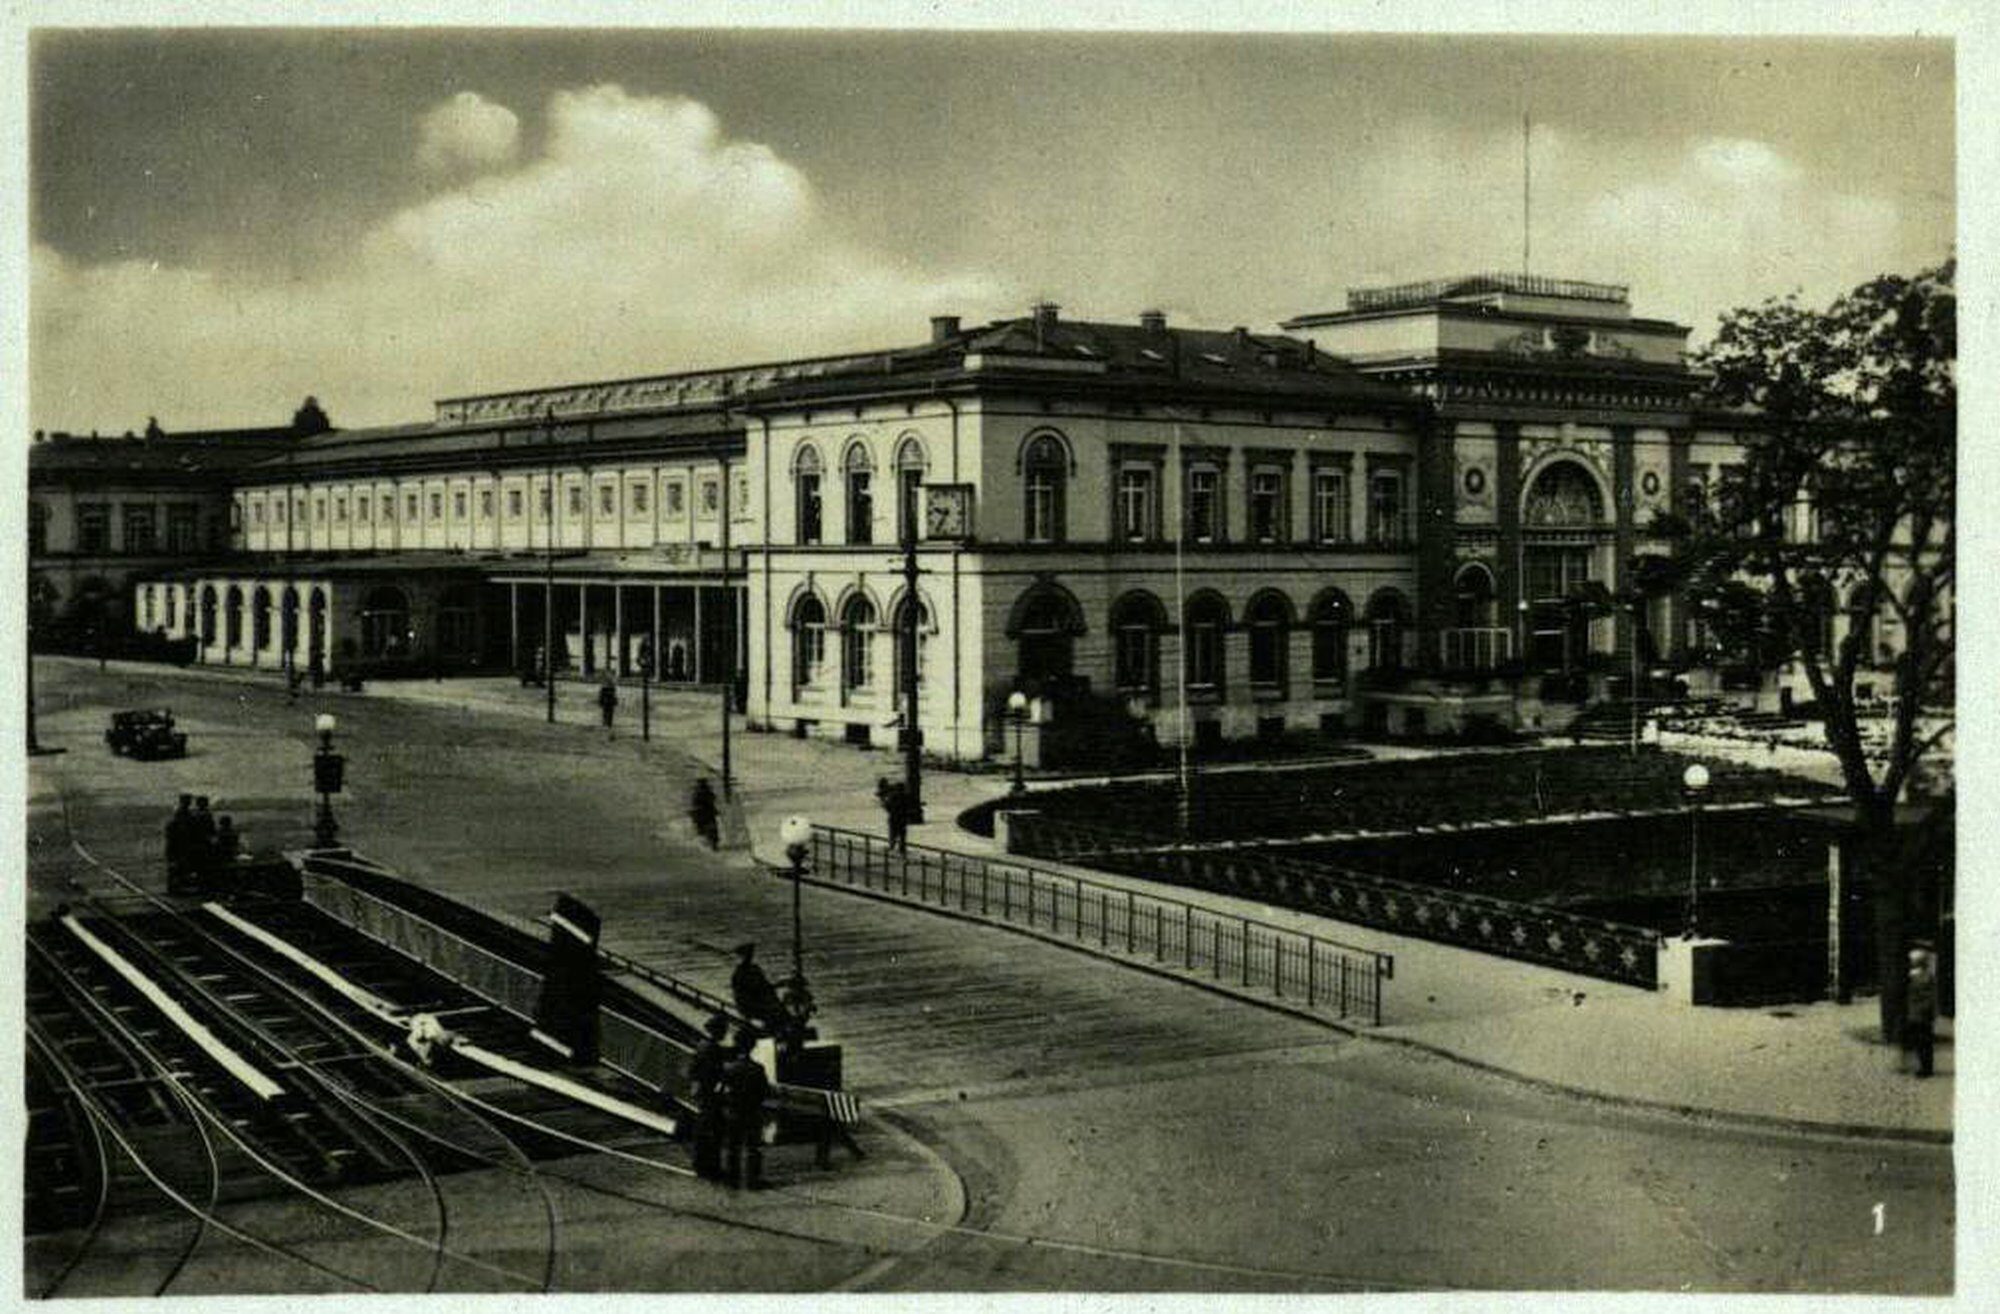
[
  {"left": 808, "top": 826, "right": 1391, "bottom": 1025},
  {"left": 1006, "top": 813, "right": 1663, "bottom": 989}
]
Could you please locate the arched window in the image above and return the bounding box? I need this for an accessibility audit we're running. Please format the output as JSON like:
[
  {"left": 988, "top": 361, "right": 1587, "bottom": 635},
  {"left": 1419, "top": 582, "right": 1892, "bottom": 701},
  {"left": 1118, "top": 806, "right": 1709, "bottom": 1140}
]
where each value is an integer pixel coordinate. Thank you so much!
[
  {"left": 1523, "top": 460, "right": 1606, "bottom": 528},
  {"left": 199, "top": 585, "right": 218, "bottom": 644},
  {"left": 793, "top": 445, "right": 824, "bottom": 545},
  {"left": 140, "top": 585, "right": 156, "bottom": 630},
  {"left": 1022, "top": 434, "right": 1067, "bottom": 543},
  {"left": 844, "top": 443, "right": 875, "bottom": 546},
  {"left": 1008, "top": 584, "right": 1083, "bottom": 688},
  {"left": 1184, "top": 591, "right": 1231, "bottom": 694},
  {"left": 841, "top": 594, "right": 878, "bottom": 692},
  {"left": 280, "top": 587, "right": 300, "bottom": 656},
  {"left": 1245, "top": 591, "right": 1293, "bottom": 693},
  {"left": 1365, "top": 589, "right": 1411, "bottom": 671},
  {"left": 1453, "top": 563, "right": 1497, "bottom": 629},
  {"left": 361, "top": 585, "right": 413, "bottom": 658},
  {"left": 895, "top": 436, "right": 928, "bottom": 544},
  {"left": 164, "top": 584, "right": 177, "bottom": 630},
  {"left": 792, "top": 593, "right": 828, "bottom": 688},
  {"left": 252, "top": 586, "right": 272, "bottom": 650},
  {"left": 224, "top": 586, "right": 245, "bottom": 648},
  {"left": 1310, "top": 589, "right": 1353, "bottom": 686},
  {"left": 1110, "top": 591, "right": 1167, "bottom": 696},
  {"left": 891, "top": 593, "right": 933, "bottom": 700}
]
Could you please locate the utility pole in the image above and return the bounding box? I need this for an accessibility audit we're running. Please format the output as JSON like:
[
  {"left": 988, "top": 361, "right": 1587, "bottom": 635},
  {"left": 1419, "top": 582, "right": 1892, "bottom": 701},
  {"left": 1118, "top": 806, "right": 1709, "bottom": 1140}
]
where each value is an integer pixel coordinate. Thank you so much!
[
  {"left": 544, "top": 406, "right": 557, "bottom": 725},
  {"left": 900, "top": 506, "right": 924, "bottom": 824},
  {"left": 718, "top": 445, "right": 734, "bottom": 795}
]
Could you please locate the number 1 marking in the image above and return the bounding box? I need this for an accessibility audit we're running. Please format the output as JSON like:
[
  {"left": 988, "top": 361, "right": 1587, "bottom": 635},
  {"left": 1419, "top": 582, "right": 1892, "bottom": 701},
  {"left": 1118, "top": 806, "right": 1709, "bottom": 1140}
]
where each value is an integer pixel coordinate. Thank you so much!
[{"left": 1872, "top": 1203, "right": 1885, "bottom": 1235}]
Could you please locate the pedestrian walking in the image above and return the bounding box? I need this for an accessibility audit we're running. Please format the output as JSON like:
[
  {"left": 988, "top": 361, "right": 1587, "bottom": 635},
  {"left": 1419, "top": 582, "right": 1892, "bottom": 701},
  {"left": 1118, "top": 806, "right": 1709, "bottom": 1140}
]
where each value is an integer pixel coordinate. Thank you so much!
[
  {"left": 686, "top": 1014, "right": 731, "bottom": 1180},
  {"left": 730, "top": 943, "right": 784, "bottom": 1034},
  {"left": 721, "top": 1031, "right": 772, "bottom": 1190},
  {"left": 881, "top": 779, "right": 910, "bottom": 852},
  {"left": 165, "top": 794, "right": 195, "bottom": 892},
  {"left": 690, "top": 778, "right": 720, "bottom": 849},
  {"left": 1904, "top": 943, "right": 1938, "bottom": 1078},
  {"left": 598, "top": 680, "right": 618, "bottom": 735}
]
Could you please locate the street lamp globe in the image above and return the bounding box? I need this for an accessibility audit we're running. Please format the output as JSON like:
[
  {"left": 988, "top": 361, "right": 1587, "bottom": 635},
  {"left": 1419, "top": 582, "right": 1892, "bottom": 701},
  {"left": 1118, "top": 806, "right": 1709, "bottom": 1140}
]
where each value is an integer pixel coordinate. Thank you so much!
[
  {"left": 1007, "top": 690, "right": 1029, "bottom": 717},
  {"left": 1682, "top": 762, "right": 1711, "bottom": 793},
  {"left": 315, "top": 712, "right": 337, "bottom": 735},
  {"left": 780, "top": 814, "right": 813, "bottom": 853}
]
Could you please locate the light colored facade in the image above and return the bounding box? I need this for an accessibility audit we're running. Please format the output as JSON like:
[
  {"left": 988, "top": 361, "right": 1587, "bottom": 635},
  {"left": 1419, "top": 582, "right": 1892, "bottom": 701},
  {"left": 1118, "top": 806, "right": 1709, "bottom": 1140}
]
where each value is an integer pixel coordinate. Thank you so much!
[{"left": 106, "top": 278, "right": 1937, "bottom": 759}]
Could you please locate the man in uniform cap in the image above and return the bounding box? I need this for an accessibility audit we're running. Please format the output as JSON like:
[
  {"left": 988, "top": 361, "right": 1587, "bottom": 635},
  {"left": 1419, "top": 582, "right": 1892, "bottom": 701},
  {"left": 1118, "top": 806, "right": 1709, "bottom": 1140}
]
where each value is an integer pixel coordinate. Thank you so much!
[
  {"left": 730, "top": 943, "right": 784, "bottom": 1034},
  {"left": 686, "top": 1013, "right": 732, "bottom": 1180}
]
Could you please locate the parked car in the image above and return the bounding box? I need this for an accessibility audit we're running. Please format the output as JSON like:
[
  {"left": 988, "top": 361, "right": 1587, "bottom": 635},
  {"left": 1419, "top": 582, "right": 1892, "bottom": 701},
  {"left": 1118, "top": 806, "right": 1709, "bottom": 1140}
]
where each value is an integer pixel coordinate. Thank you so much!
[{"left": 105, "top": 708, "right": 188, "bottom": 760}]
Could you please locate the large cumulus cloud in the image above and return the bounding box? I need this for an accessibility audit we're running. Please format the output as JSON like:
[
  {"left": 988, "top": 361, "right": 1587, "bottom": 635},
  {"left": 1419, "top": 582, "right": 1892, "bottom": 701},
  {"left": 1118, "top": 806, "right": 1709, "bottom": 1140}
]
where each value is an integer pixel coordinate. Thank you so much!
[{"left": 32, "top": 85, "right": 1001, "bottom": 428}]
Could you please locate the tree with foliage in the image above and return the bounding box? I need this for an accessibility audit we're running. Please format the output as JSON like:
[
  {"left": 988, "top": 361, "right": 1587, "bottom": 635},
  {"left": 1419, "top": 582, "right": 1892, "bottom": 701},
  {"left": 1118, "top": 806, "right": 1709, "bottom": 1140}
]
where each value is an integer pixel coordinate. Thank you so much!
[{"left": 1685, "top": 261, "right": 1953, "bottom": 1036}]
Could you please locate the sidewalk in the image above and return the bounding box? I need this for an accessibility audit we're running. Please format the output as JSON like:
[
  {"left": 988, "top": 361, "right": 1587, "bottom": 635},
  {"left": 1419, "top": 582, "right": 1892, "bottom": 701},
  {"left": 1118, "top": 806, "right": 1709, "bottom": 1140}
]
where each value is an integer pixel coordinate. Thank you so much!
[{"left": 98, "top": 661, "right": 1952, "bottom": 1142}]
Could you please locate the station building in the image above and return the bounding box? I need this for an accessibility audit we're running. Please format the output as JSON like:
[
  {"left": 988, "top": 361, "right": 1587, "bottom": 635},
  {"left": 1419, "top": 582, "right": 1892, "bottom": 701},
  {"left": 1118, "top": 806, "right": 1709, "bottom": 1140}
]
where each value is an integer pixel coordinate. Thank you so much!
[{"left": 64, "top": 272, "right": 1918, "bottom": 761}]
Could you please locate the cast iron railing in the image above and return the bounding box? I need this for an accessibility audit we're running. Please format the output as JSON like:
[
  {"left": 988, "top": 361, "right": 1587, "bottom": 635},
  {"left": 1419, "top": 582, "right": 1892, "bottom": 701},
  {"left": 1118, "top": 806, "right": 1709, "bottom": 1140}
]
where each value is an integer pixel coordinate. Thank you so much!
[
  {"left": 808, "top": 826, "right": 1391, "bottom": 1025},
  {"left": 1005, "top": 814, "right": 1663, "bottom": 989}
]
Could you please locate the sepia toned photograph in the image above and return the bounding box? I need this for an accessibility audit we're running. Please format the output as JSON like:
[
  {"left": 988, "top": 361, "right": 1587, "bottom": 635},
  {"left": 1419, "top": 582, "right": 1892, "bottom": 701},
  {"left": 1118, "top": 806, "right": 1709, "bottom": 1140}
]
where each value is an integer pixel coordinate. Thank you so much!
[{"left": 17, "top": 13, "right": 1963, "bottom": 1301}]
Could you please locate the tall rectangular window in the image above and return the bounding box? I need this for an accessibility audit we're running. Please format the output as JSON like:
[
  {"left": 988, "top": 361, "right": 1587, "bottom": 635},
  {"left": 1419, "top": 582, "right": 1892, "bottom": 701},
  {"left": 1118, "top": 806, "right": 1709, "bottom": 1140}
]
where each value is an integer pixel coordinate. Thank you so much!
[
  {"left": 847, "top": 470, "right": 873, "bottom": 545},
  {"left": 431, "top": 492, "right": 444, "bottom": 520},
  {"left": 453, "top": 490, "right": 468, "bottom": 518},
  {"left": 407, "top": 492, "right": 419, "bottom": 521},
  {"left": 1250, "top": 468, "right": 1285, "bottom": 543},
  {"left": 1368, "top": 470, "right": 1406, "bottom": 545},
  {"left": 508, "top": 488, "right": 524, "bottom": 519},
  {"left": 701, "top": 478, "right": 720, "bottom": 516},
  {"left": 380, "top": 495, "right": 393, "bottom": 521},
  {"left": 479, "top": 489, "right": 494, "bottom": 518},
  {"left": 252, "top": 501, "right": 265, "bottom": 526},
  {"left": 631, "top": 482, "right": 648, "bottom": 514},
  {"left": 665, "top": 480, "right": 685, "bottom": 516},
  {"left": 315, "top": 497, "right": 326, "bottom": 524},
  {"left": 167, "top": 504, "right": 200, "bottom": 552},
  {"left": 598, "top": 483, "right": 615, "bottom": 515},
  {"left": 123, "top": 505, "right": 156, "bottom": 552},
  {"left": 798, "top": 473, "right": 823, "bottom": 544},
  {"left": 358, "top": 495, "right": 370, "bottom": 522},
  {"left": 335, "top": 496, "right": 347, "bottom": 522},
  {"left": 1186, "top": 468, "right": 1220, "bottom": 543},
  {"left": 76, "top": 504, "right": 110, "bottom": 552},
  {"left": 1314, "top": 470, "right": 1349, "bottom": 542},
  {"left": 900, "top": 467, "right": 923, "bottom": 543},
  {"left": 567, "top": 485, "right": 584, "bottom": 515},
  {"left": 1117, "top": 467, "right": 1154, "bottom": 541}
]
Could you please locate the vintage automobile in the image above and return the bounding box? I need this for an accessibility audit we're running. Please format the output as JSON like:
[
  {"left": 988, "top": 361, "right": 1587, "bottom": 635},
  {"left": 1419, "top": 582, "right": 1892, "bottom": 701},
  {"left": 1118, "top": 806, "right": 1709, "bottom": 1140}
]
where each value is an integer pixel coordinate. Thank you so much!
[{"left": 105, "top": 708, "right": 189, "bottom": 760}]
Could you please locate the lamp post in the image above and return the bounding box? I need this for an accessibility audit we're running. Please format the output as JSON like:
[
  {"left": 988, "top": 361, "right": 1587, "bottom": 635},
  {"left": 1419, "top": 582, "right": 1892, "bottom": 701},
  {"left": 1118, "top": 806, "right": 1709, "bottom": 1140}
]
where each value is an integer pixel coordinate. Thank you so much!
[
  {"left": 1515, "top": 597, "right": 1530, "bottom": 667},
  {"left": 780, "top": 814, "right": 812, "bottom": 985},
  {"left": 1681, "top": 762, "right": 1710, "bottom": 938},
  {"left": 1007, "top": 690, "right": 1029, "bottom": 795},
  {"left": 312, "top": 712, "right": 346, "bottom": 848}
]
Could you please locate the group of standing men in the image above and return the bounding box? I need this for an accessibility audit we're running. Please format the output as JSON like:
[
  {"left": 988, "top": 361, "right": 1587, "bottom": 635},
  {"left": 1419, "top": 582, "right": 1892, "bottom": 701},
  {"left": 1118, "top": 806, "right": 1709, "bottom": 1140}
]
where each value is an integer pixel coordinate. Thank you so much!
[
  {"left": 165, "top": 793, "right": 242, "bottom": 892},
  {"left": 684, "top": 1012, "right": 774, "bottom": 1190}
]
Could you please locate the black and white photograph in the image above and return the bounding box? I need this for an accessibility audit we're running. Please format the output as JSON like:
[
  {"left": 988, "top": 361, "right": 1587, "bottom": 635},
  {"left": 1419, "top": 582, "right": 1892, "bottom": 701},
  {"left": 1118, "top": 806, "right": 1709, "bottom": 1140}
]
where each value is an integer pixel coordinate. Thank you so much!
[{"left": 12, "top": 6, "right": 1976, "bottom": 1303}]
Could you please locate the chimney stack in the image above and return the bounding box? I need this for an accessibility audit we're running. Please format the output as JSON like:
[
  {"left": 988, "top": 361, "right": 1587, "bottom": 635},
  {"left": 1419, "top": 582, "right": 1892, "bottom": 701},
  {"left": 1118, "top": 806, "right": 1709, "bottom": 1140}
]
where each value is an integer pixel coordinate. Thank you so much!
[
  {"left": 1140, "top": 309, "right": 1167, "bottom": 333},
  {"left": 930, "top": 314, "right": 961, "bottom": 343}
]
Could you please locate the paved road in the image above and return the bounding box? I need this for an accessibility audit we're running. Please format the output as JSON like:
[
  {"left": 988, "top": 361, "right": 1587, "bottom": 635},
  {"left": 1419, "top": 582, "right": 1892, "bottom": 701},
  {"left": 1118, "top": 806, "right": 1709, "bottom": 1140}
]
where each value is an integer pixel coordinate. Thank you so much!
[{"left": 26, "top": 661, "right": 1954, "bottom": 1293}]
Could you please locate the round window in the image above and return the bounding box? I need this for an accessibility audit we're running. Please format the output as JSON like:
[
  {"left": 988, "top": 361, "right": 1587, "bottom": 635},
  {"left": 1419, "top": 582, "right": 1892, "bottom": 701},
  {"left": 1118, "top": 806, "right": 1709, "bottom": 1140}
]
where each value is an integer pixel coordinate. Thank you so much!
[
  {"left": 1463, "top": 467, "right": 1487, "bottom": 495},
  {"left": 1640, "top": 470, "right": 1662, "bottom": 497}
]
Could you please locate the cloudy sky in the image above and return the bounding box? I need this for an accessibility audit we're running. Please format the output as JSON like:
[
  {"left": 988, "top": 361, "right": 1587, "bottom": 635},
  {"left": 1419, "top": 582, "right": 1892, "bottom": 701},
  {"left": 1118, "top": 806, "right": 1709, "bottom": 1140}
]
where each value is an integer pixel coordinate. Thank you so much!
[{"left": 29, "top": 28, "right": 1954, "bottom": 432}]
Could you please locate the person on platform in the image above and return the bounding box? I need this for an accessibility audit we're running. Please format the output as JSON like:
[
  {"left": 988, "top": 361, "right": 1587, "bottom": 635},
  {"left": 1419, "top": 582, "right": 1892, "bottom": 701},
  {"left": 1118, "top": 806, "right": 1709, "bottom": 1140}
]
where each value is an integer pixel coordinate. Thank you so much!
[
  {"left": 690, "top": 778, "right": 720, "bottom": 849},
  {"left": 721, "top": 1030, "right": 772, "bottom": 1190},
  {"left": 686, "top": 1013, "right": 732, "bottom": 1180},
  {"left": 1904, "top": 943, "right": 1938, "bottom": 1078},
  {"left": 213, "top": 816, "right": 242, "bottom": 867},
  {"left": 731, "top": 943, "right": 784, "bottom": 1032},
  {"left": 165, "top": 794, "right": 195, "bottom": 891},
  {"left": 598, "top": 680, "right": 618, "bottom": 736},
  {"left": 190, "top": 797, "right": 218, "bottom": 873}
]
